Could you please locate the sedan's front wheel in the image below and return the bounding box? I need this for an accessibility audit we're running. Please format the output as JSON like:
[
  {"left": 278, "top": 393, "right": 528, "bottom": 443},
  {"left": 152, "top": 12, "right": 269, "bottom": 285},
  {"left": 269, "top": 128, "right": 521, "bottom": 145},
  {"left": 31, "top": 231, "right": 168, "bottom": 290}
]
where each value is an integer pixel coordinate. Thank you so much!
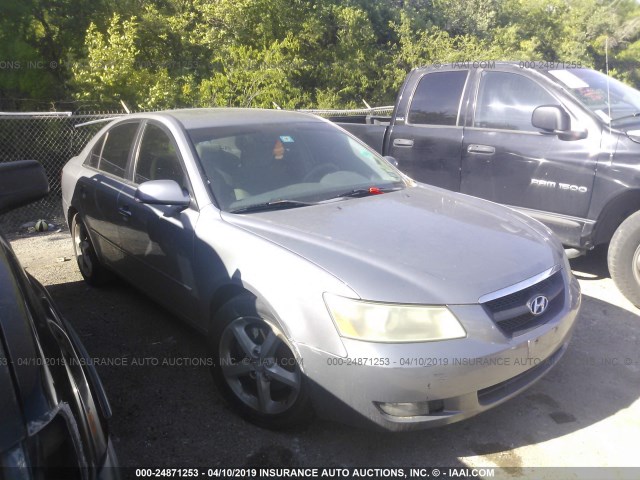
[
  {"left": 209, "top": 295, "right": 313, "bottom": 429},
  {"left": 71, "top": 213, "right": 112, "bottom": 286}
]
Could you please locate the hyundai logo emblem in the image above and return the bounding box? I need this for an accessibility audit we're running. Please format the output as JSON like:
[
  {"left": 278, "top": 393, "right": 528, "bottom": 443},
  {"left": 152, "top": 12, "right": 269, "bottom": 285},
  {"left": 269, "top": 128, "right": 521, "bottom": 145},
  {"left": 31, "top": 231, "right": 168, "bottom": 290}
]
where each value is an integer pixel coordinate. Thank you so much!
[{"left": 527, "top": 295, "right": 549, "bottom": 316}]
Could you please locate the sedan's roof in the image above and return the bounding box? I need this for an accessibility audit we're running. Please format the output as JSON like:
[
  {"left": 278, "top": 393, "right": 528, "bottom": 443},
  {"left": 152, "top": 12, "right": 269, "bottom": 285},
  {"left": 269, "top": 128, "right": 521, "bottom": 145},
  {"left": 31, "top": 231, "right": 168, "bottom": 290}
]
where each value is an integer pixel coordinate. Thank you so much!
[{"left": 156, "top": 108, "right": 323, "bottom": 131}]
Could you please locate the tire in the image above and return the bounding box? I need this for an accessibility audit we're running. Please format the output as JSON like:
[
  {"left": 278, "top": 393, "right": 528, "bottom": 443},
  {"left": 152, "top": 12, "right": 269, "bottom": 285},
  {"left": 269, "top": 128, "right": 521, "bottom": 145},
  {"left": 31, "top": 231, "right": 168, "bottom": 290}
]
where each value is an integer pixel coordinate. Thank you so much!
[
  {"left": 71, "top": 213, "right": 113, "bottom": 286},
  {"left": 209, "top": 294, "right": 313, "bottom": 429},
  {"left": 608, "top": 210, "right": 640, "bottom": 308}
]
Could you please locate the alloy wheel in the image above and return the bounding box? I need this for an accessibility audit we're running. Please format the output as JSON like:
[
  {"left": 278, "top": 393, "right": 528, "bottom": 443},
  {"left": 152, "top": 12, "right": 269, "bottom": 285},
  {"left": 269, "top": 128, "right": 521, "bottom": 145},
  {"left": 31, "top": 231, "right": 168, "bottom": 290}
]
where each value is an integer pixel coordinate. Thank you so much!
[{"left": 218, "top": 316, "right": 301, "bottom": 415}]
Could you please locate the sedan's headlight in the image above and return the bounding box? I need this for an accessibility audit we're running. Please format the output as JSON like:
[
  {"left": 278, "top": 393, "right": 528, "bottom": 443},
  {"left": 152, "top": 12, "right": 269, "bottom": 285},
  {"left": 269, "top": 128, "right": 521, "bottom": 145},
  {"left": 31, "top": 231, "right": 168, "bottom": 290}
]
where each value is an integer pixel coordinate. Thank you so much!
[{"left": 323, "top": 294, "right": 466, "bottom": 343}]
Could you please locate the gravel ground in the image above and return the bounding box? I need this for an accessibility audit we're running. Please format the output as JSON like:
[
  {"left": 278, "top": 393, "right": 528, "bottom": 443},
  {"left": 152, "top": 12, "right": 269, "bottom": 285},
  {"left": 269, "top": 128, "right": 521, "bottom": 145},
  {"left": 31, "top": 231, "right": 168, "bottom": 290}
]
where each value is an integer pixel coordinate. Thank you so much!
[{"left": 8, "top": 229, "right": 640, "bottom": 476}]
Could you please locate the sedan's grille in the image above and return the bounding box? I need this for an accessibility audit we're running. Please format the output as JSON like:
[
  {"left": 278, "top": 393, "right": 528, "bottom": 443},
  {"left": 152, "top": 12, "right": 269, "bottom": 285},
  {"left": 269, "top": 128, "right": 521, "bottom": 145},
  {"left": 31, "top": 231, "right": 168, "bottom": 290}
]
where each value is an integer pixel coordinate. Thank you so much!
[{"left": 482, "top": 271, "right": 565, "bottom": 337}]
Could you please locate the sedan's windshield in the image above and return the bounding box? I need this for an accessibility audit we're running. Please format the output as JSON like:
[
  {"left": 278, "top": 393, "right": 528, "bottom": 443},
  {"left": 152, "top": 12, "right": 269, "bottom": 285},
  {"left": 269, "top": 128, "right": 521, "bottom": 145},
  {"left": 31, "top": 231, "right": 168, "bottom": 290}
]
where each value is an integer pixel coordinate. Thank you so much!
[
  {"left": 187, "top": 121, "right": 407, "bottom": 212},
  {"left": 548, "top": 68, "right": 640, "bottom": 124}
]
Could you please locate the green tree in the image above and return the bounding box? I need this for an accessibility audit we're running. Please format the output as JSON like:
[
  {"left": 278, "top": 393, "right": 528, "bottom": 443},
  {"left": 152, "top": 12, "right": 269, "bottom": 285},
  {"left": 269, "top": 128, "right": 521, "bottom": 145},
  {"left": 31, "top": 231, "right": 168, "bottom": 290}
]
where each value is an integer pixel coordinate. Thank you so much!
[
  {"left": 198, "top": 36, "right": 306, "bottom": 108},
  {"left": 6, "top": 0, "right": 640, "bottom": 111},
  {"left": 0, "top": 0, "right": 113, "bottom": 109},
  {"left": 71, "top": 14, "right": 189, "bottom": 110}
]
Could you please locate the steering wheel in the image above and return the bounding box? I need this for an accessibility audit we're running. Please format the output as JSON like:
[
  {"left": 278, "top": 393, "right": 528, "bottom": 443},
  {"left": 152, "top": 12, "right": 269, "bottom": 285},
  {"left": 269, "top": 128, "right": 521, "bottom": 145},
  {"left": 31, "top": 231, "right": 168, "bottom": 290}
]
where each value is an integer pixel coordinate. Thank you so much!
[{"left": 303, "top": 163, "right": 339, "bottom": 182}]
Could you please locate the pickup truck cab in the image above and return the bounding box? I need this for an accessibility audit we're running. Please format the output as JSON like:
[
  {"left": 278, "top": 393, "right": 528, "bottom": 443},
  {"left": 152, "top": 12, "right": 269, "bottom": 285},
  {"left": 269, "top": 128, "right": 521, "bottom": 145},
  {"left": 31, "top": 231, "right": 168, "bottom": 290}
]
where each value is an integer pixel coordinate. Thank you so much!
[{"left": 338, "top": 62, "right": 640, "bottom": 307}]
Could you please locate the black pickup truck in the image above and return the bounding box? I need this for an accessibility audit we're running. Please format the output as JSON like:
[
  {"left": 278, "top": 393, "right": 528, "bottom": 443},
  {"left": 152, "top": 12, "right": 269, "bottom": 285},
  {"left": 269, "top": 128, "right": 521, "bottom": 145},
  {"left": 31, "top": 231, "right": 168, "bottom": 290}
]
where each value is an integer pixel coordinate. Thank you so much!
[{"left": 336, "top": 62, "right": 640, "bottom": 307}]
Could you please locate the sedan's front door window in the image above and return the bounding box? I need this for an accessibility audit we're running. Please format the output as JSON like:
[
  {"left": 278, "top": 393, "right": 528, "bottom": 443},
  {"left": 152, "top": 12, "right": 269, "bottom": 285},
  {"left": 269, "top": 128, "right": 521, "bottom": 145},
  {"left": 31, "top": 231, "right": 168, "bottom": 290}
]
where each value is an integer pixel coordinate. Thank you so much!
[
  {"left": 135, "top": 124, "right": 187, "bottom": 189},
  {"left": 98, "top": 122, "right": 139, "bottom": 178}
]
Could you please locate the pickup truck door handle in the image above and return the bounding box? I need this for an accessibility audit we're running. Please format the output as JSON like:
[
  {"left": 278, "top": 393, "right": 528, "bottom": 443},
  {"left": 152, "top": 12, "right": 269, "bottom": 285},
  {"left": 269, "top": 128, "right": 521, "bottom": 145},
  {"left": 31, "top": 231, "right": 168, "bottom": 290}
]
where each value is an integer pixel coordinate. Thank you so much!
[
  {"left": 393, "top": 138, "right": 414, "bottom": 147},
  {"left": 467, "top": 144, "right": 496, "bottom": 155},
  {"left": 118, "top": 205, "right": 132, "bottom": 218}
]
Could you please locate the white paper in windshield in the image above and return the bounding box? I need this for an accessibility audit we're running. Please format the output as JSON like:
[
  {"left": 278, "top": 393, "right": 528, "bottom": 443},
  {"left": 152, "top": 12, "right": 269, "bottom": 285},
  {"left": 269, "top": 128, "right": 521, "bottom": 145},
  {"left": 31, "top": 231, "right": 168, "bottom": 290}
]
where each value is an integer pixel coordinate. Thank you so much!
[
  {"left": 549, "top": 70, "right": 590, "bottom": 89},
  {"left": 595, "top": 109, "right": 611, "bottom": 123}
]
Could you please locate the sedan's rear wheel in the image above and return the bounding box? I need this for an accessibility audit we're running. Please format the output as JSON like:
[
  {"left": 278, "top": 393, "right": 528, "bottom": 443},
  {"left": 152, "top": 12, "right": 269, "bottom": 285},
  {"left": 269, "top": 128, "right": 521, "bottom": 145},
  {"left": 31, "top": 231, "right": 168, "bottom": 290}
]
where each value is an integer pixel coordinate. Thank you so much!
[
  {"left": 71, "top": 214, "right": 112, "bottom": 286},
  {"left": 210, "top": 295, "right": 312, "bottom": 429}
]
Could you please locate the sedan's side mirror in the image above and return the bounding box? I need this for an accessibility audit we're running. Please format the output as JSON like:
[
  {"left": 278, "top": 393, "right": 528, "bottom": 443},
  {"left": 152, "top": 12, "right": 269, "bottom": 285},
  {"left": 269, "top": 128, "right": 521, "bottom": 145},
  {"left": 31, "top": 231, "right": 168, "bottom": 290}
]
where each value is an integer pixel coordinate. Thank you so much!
[
  {"left": 532, "top": 105, "right": 571, "bottom": 133},
  {"left": 135, "top": 180, "right": 190, "bottom": 207},
  {"left": 0, "top": 160, "right": 49, "bottom": 215}
]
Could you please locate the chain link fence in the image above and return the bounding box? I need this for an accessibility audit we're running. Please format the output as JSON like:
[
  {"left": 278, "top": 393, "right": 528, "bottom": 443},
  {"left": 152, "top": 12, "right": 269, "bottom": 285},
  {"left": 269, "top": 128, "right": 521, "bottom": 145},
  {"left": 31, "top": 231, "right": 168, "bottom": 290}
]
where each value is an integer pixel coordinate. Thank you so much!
[{"left": 0, "top": 112, "right": 124, "bottom": 231}]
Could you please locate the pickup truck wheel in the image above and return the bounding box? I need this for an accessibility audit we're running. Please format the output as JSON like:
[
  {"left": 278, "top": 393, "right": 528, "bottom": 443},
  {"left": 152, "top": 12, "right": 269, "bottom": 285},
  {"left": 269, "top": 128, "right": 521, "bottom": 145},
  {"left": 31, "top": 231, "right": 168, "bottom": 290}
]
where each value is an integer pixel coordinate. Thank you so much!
[
  {"left": 71, "top": 214, "right": 112, "bottom": 286},
  {"left": 608, "top": 211, "right": 640, "bottom": 307},
  {"left": 209, "top": 295, "right": 313, "bottom": 429}
]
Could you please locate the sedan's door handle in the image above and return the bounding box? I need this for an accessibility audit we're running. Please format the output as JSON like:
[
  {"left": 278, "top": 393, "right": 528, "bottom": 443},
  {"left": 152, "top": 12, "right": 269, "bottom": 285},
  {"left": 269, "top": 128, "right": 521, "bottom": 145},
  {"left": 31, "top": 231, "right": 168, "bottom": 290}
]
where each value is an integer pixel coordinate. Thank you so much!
[
  {"left": 467, "top": 144, "right": 495, "bottom": 155},
  {"left": 118, "top": 205, "right": 132, "bottom": 218},
  {"left": 393, "top": 138, "right": 414, "bottom": 147}
]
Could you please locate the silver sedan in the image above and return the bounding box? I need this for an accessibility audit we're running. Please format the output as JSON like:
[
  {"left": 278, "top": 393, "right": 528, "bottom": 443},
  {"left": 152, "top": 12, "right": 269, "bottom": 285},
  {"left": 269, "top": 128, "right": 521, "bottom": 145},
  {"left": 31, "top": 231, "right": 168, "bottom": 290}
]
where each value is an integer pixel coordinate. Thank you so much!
[{"left": 61, "top": 109, "right": 581, "bottom": 430}]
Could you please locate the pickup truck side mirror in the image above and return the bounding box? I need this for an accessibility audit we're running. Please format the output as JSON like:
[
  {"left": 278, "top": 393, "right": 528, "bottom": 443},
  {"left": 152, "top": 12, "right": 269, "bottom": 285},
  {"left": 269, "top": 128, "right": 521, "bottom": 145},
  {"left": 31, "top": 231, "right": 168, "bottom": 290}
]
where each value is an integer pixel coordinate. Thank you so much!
[
  {"left": 532, "top": 105, "right": 570, "bottom": 133},
  {"left": 135, "top": 180, "right": 190, "bottom": 207},
  {"left": 0, "top": 160, "right": 50, "bottom": 215}
]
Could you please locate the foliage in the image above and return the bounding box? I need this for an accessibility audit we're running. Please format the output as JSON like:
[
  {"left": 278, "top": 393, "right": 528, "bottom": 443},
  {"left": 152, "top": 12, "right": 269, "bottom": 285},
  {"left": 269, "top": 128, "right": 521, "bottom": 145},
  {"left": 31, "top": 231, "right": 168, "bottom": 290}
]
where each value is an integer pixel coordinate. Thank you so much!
[
  {"left": 1, "top": 0, "right": 640, "bottom": 111},
  {"left": 198, "top": 36, "right": 306, "bottom": 108}
]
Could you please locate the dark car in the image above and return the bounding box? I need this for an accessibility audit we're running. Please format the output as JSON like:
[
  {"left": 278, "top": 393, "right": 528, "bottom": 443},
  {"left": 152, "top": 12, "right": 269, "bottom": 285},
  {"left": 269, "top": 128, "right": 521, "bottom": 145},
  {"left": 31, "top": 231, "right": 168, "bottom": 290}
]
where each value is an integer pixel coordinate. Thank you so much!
[{"left": 0, "top": 161, "right": 118, "bottom": 478}]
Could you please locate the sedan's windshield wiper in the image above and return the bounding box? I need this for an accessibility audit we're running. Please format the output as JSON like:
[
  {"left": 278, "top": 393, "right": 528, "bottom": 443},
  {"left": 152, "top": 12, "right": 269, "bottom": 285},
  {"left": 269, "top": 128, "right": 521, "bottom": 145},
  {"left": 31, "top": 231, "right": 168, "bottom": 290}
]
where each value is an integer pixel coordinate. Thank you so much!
[
  {"left": 612, "top": 112, "right": 640, "bottom": 123},
  {"left": 230, "top": 199, "right": 316, "bottom": 214},
  {"left": 330, "top": 186, "right": 404, "bottom": 200}
]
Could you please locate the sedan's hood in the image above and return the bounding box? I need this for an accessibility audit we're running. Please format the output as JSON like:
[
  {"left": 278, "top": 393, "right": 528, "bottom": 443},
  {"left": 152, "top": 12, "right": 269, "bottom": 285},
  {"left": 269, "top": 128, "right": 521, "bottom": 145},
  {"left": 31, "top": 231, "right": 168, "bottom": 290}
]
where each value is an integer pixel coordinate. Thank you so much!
[{"left": 222, "top": 186, "right": 561, "bottom": 304}]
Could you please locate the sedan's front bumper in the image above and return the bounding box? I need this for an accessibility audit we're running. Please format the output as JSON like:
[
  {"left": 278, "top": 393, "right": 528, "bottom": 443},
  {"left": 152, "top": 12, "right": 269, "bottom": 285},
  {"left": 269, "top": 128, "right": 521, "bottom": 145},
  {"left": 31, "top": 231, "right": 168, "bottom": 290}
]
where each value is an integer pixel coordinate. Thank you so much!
[{"left": 298, "top": 274, "right": 581, "bottom": 431}]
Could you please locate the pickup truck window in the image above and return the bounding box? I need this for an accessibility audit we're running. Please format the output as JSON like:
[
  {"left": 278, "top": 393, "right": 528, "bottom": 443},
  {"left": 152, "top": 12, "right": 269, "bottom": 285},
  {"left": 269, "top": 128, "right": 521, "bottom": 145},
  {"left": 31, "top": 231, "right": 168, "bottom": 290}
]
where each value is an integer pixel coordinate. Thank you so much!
[
  {"left": 548, "top": 68, "right": 640, "bottom": 124},
  {"left": 474, "top": 71, "right": 559, "bottom": 132},
  {"left": 408, "top": 71, "right": 468, "bottom": 126}
]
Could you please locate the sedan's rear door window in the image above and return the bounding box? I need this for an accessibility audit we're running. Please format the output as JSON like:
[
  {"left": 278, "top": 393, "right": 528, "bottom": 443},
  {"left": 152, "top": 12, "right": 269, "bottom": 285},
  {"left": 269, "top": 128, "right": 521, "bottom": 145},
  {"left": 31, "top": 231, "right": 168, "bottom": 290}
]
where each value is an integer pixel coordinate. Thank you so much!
[{"left": 98, "top": 122, "right": 140, "bottom": 178}]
